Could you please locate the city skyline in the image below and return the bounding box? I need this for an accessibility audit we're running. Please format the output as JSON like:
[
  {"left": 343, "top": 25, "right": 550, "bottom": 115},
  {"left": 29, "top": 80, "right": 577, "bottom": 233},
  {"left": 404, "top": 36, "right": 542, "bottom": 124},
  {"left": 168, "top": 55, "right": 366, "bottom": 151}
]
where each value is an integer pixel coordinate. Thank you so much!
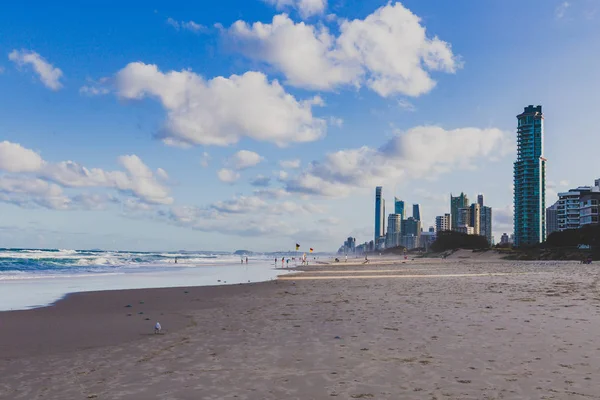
[{"left": 1, "top": 1, "right": 598, "bottom": 251}]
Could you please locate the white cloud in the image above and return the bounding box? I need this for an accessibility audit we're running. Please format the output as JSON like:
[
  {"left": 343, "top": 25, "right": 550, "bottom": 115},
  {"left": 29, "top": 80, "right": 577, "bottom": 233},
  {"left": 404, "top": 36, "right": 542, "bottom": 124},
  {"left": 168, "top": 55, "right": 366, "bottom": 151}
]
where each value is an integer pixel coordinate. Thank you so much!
[
  {"left": 228, "top": 3, "right": 461, "bottom": 97},
  {"left": 555, "top": 2, "right": 570, "bottom": 19},
  {"left": 262, "top": 0, "right": 327, "bottom": 18},
  {"left": 217, "top": 168, "right": 240, "bottom": 183},
  {"left": 0, "top": 141, "right": 44, "bottom": 172},
  {"left": 286, "top": 125, "right": 514, "bottom": 197},
  {"left": 230, "top": 150, "right": 264, "bottom": 170},
  {"left": 116, "top": 62, "right": 326, "bottom": 147},
  {"left": 0, "top": 141, "right": 172, "bottom": 206},
  {"left": 0, "top": 176, "right": 70, "bottom": 210},
  {"left": 156, "top": 168, "right": 169, "bottom": 181},
  {"left": 166, "top": 17, "right": 207, "bottom": 33},
  {"left": 8, "top": 49, "right": 63, "bottom": 90},
  {"left": 279, "top": 159, "right": 301, "bottom": 169},
  {"left": 250, "top": 175, "right": 271, "bottom": 187}
]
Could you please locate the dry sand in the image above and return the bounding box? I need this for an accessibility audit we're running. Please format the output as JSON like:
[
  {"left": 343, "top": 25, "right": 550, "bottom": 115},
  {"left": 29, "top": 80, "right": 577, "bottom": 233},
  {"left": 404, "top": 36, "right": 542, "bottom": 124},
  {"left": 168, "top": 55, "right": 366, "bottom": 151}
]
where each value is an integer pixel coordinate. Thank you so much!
[{"left": 2, "top": 258, "right": 600, "bottom": 399}]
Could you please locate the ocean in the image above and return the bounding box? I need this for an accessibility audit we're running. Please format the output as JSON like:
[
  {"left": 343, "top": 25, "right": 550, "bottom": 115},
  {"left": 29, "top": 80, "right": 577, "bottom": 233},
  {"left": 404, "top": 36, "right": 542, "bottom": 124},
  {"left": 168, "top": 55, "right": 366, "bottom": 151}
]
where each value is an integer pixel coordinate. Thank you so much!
[{"left": 0, "top": 248, "right": 293, "bottom": 311}]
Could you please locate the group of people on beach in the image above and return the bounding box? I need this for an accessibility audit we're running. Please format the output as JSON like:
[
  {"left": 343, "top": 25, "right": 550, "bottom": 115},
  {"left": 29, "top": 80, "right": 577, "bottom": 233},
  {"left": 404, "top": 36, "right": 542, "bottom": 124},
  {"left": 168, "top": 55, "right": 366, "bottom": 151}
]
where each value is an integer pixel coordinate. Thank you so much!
[{"left": 241, "top": 257, "right": 248, "bottom": 264}]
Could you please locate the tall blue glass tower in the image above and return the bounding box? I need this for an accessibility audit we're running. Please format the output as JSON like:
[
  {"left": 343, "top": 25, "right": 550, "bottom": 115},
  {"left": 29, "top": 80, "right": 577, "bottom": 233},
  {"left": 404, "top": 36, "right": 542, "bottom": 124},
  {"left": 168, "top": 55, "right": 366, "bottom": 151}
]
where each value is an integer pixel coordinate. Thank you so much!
[
  {"left": 514, "top": 105, "right": 546, "bottom": 247},
  {"left": 375, "top": 187, "right": 385, "bottom": 243},
  {"left": 412, "top": 204, "right": 421, "bottom": 221},
  {"left": 394, "top": 197, "right": 405, "bottom": 219}
]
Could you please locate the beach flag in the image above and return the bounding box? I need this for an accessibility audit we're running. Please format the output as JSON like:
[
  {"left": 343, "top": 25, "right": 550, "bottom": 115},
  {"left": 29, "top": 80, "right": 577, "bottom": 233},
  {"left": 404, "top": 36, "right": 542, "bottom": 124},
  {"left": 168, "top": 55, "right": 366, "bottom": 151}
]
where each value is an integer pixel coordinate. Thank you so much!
[
  {"left": 310, "top": 248, "right": 314, "bottom": 253},
  {"left": 296, "top": 243, "right": 300, "bottom": 250}
]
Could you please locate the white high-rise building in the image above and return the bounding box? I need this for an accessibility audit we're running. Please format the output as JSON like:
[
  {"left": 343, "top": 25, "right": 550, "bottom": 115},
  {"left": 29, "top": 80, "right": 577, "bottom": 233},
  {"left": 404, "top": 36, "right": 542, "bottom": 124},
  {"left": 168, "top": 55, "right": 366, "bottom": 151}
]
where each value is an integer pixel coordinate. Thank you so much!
[{"left": 435, "top": 214, "right": 451, "bottom": 232}]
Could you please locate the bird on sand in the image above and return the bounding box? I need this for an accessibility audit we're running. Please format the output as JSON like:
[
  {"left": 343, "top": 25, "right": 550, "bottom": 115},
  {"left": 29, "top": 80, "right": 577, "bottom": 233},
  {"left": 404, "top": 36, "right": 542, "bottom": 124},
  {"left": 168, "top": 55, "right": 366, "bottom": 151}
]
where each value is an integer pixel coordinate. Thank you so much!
[{"left": 154, "top": 322, "right": 162, "bottom": 334}]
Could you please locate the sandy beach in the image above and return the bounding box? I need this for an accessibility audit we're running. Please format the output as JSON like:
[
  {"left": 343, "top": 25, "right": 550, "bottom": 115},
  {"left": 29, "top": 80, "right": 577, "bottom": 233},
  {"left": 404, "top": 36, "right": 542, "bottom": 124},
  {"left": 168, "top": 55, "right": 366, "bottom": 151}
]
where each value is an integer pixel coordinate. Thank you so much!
[{"left": 2, "top": 256, "right": 600, "bottom": 399}]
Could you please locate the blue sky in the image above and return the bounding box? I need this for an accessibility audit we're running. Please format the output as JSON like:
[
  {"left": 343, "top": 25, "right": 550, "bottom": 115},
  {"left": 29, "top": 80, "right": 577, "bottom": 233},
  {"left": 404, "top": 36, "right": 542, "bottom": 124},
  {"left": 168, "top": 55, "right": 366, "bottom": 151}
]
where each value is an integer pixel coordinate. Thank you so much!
[{"left": 0, "top": 0, "right": 599, "bottom": 251}]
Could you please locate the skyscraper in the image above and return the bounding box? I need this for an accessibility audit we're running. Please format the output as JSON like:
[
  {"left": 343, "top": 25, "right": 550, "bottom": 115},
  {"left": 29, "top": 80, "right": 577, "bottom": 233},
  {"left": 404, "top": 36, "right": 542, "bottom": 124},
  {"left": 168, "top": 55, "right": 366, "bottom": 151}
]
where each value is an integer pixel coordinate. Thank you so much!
[
  {"left": 469, "top": 203, "right": 481, "bottom": 235},
  {"left": 514, "top": 105, "right": 546, "bottom": 247},
  {"left": 477, "top": 194, "right": 484, "bottom": 207},
  {"left": 412, "top": 204, "right": 421, "bottom": 221},
  {"left": 375, "top": 187, "right": 385, "bottom": 242},
  {"left": 394, "top": 197, "right": 405, "bottom": 219},
  {"left": 386, "top": 214, "right": 402, "bottom": 249},
  {"left": 450, "top": 193, "right": 469, "bottom": 231},
  {"left": 480, "top": 206, "right": 492, "bottom": 244}
]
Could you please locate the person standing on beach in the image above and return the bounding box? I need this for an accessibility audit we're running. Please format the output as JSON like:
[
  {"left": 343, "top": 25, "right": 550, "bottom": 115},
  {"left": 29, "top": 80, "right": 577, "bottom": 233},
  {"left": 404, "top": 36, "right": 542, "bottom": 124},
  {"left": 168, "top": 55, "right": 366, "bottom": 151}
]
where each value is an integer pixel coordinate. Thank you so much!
[
  {"left": 245, "top": 257, "right": 248, "bottom": 264},
  {"left": 281, "top": 257, "right": 285, "bottom": 267}
]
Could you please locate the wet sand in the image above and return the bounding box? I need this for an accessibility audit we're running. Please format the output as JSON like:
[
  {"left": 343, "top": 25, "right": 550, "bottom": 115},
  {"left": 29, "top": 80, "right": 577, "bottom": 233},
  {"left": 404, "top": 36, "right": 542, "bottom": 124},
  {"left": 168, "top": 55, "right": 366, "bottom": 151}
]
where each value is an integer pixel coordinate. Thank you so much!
[{"left": 2, "top": 258, "right": 600, "bottom": 399}]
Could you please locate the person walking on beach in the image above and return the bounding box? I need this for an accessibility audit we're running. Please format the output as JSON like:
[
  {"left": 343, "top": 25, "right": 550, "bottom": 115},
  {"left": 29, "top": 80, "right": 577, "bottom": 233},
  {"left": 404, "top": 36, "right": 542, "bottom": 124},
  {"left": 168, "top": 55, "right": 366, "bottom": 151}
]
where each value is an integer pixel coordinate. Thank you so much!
[
  {"left": 245, "top": 257, "right": 248, "bottom": 264},
  {"left": 281, "top": 257, "right": 285, "bottom": 267}
]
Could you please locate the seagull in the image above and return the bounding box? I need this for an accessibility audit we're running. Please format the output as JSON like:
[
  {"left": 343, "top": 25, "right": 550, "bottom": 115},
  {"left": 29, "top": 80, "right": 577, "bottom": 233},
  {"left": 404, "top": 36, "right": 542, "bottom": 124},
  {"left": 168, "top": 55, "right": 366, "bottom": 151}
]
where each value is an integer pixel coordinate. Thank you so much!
[{"left": 154, "top": 322, "right": 162, "bottom": 334}]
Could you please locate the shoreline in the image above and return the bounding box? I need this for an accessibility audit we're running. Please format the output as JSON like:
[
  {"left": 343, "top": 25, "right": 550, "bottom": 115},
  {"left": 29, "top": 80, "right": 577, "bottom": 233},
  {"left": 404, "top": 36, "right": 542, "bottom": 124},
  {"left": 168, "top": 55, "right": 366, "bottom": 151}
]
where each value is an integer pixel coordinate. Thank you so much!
[{"left": 0, "top": 280, "right": 282, "bottom": 359}]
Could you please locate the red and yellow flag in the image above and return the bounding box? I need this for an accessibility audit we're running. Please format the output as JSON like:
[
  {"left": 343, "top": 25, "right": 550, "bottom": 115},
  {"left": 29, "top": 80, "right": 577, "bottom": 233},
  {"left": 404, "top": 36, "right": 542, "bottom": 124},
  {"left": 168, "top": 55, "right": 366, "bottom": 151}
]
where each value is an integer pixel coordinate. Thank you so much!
[{"left": 309, "top": 248, "right": 314, "bottom": 253}]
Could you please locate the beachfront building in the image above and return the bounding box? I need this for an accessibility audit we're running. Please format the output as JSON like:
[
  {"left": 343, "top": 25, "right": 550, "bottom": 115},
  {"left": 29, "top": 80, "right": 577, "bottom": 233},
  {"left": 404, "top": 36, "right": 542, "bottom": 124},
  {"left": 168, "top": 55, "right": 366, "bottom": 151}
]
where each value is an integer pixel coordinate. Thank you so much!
[
  {"left": 385, "top": 214, "right": 402, "bottom": 249},
  {"left": 456, "top": 225, "right": 475, "bottom": 235},
  {"left": 500, "top": 233, "right": 510, "bottom": 245},
  {"left": 580, "top": 192, "right": 600, "bottom": 227},
  {"left": 451, "top": 193, "right": 469, "bottom": 231},
  {"left": 435, "top": 214, "right": 451, "bottom": 232},
  {"left": 469, "top": 203, "right": 481, "bottom": 235},
  {"left": 480, "top": 206, "right": 492, "bottom": 245},
  {"left": 546, "top": 201, "right": 559, "bottom": 236},
  {"left": 514, "top": 105, "right": 546, "bottom": 247},
  {"left": 375, "top": 186, "right": 385, "bottom": 243},
  {"left": 420, "top": 231, "right": 436, "bottom": 250},
  {"left": 394, "top": 198, "right": 406, "bottom": 219},
  {"left": 457, "top": 207, "right": 471, "bottom": 228},
  {"left": 557, "top": 186, "right": 592, "bottom": 231},
  {"left": 412, "top": 204, "right": 421, "bottom": 221},
  {"left": 401, "top": 217, "right": 421, "bottom": 249}
]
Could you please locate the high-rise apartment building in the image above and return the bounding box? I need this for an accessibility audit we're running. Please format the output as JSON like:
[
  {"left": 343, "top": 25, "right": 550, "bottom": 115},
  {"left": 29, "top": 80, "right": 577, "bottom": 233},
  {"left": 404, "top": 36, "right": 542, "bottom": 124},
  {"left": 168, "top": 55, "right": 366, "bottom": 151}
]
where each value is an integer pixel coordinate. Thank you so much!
[
  {"left": 375, "top": 186, "right": 385, "bottom": 242},
  {"left": 457, "top": 207, "right": 471, "bottom": 228},
  {"left": 557, "top": 187, "right": 592, "bottom": 231},
  {"left": 386, "top": 214, "right": 402, "bottom": 249},
  {"left": 546, "top": 201, "right": 559, "bottom": 236},
  {"left": 394, "top": 198, "right": 405, "bottom": 219},
  {"left": 514, "top": 105, "right": 546, "bottom": 247},
  {"left": 480, "top": 206, "right": 492, "bottom": 244},
  {"left": 412, "top": 204, "right": 421, "bottom": 221},
  {"left": 469, "top": 203, "right": 481, "bottom": 235},
  {"left": 451, "top": 193, "right": 469, "bottom": 231},
  {"left": 435, "top": 214, "right": 451, "bottom": 232}
]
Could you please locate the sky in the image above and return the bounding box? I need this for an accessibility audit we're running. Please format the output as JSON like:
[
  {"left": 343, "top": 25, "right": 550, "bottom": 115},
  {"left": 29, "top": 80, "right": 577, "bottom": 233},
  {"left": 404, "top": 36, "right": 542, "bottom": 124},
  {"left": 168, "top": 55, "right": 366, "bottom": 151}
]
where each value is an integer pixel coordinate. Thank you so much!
[{"left": 0, "top": 0, "right": 599, "bottom": 252}]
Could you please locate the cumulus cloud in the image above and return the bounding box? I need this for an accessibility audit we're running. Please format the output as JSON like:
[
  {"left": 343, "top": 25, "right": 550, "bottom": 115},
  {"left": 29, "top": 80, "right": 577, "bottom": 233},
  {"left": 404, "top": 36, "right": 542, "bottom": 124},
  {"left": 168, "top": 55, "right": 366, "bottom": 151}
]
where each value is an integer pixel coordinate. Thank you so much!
[
  {"left": 262, "top": 0, "right": 327, "bottom": 18},
  {"left": 228, "top": 2, "right": 461, "bottom": 97},
  {"left": 217, "top": 168, "right": 240, "bottom": 183},
  {"left": 166, "top": 17, "right": 207, "bottom": 33},
  {"left": 279, "top": 159, "right": 301, "bottom": 169},
  {"left": 0, "top": 176, "right": 70, "bottom": 210},
  {"left": 285, "top": 126, "right": 514, "bottom": 197},
  {"left": 116, "top": 62, "right": 326, "bottom": 147},
  {"left": 0, "top": 141, "right": 172, "bottom": 207},
  {"left": 230, "top": 150, "right": 264, "bottom": 170},
  {"left": 8, "top": 49, "right": 63, "bottom": 90},
  {"left": 0, "top": 141, "right": 44, "bottom": 172}
]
